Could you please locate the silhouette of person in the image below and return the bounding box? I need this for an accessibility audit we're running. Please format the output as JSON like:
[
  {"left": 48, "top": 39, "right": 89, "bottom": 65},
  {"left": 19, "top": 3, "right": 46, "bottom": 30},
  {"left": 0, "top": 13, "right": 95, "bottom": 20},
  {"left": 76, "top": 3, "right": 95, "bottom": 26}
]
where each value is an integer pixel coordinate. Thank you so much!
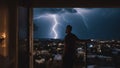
[{"left": 62, "top": 25, "right": 79, "bottom": 68}]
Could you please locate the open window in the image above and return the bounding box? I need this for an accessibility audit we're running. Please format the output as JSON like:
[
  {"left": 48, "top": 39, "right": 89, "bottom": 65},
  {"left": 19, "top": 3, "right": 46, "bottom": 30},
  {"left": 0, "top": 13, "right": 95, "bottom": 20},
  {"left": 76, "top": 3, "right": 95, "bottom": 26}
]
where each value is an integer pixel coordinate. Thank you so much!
[{"left": 32, "top": 8, "right": 120, "bottom": 68}]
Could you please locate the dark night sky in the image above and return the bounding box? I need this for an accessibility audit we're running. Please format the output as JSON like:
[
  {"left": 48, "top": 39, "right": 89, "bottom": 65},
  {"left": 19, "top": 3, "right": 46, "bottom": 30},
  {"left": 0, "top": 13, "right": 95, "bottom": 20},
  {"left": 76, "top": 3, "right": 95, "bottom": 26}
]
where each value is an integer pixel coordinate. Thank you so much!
[{"left": 33, "top": 8, "right": 120, "bottom": 40}]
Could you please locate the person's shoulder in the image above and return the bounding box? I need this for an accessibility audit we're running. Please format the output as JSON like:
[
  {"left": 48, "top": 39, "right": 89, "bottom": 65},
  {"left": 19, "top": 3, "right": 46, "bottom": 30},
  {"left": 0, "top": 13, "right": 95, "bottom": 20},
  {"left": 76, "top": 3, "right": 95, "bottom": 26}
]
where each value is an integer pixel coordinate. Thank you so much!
[
  {"left": 71, "top": 33, "right": 76, "bottom": 37},
  {"left": 71, "top": 33, "right": 79, "bottom": 40}
]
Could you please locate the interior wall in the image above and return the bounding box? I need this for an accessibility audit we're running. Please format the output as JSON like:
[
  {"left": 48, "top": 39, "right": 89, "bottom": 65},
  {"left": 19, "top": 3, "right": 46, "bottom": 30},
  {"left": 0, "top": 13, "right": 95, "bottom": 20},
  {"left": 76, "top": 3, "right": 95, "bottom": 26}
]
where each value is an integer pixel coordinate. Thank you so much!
[
  {"left": 0, "top": 6, "right": 8, "bottom": 57},
  {"left": 0, "top": 3, "right": 18, "bottom": 68},
  {"left": 7, "top": 4, "right": 18, "bottom": 68}
]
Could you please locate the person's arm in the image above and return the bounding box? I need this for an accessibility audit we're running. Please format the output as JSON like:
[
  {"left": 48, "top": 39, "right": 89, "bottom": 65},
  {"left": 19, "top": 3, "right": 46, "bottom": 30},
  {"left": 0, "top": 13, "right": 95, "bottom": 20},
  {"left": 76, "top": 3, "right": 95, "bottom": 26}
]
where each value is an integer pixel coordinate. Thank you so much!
[{"left": 73, "top": 34, "right": 91, "bottom": 44}]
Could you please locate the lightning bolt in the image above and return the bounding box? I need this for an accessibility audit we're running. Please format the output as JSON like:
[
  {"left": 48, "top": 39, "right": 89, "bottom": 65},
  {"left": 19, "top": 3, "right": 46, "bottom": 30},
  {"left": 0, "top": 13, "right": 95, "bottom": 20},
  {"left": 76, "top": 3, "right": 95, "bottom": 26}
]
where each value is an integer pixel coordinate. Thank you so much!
[
  {"left": 52, "top": 15, "right": 58, "bottom": 39},
  {"left": 33, "top": 14, "right": 58, "bottom": 39},
  {"left": 61, "top": 14, "right": 69, "bottom": 23},
  {"left": 73, "top": 8, "right": 89, "bottom": 29},
  {"left": 33, "top": 14, "right": 50, "bottom": 20}
]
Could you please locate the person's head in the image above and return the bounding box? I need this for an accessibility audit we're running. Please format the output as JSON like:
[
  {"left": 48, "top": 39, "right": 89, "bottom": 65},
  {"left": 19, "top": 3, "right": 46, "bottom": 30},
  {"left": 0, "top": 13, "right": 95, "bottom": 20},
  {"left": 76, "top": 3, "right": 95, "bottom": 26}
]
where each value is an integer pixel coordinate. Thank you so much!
[{"left": 65, "top": 25, "right": 72, "bottom": 34}]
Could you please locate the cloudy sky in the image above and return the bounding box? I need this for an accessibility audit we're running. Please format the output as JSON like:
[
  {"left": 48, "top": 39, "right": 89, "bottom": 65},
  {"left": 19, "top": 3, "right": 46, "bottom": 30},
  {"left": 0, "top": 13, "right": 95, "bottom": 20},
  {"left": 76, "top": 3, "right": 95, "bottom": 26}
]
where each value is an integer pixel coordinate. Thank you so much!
[{"left": 33, "top": 8, "right": 120, "bottom": 40}]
